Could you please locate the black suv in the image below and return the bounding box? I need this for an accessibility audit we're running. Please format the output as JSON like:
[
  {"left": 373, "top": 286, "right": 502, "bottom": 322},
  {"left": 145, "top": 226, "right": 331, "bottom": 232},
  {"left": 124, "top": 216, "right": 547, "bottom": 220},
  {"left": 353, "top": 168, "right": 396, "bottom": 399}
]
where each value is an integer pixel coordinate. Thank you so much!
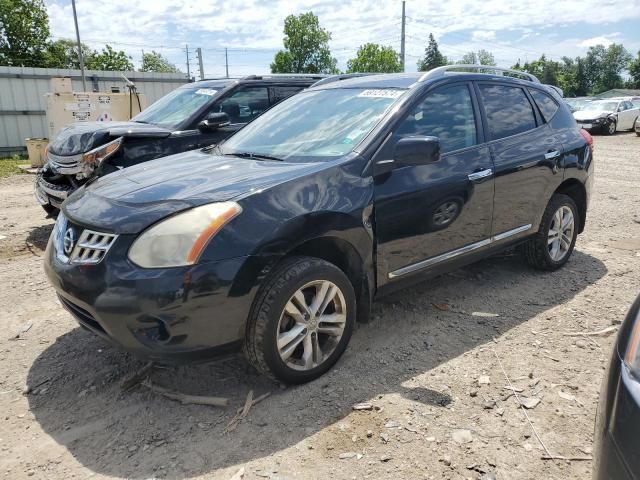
[
  {"left": 45, "top": 66, "right": 593, "bottom": 384},
  {"left": 34, "top": 74, "right": 323, "bottom": 214}
]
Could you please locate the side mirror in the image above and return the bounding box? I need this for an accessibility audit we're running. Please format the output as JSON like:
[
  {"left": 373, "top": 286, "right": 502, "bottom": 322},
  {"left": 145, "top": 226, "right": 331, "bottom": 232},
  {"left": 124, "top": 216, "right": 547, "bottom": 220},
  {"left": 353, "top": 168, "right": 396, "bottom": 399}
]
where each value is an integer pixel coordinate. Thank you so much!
[
  {"left": 394, "top": 136, "right": 441, "bottom": 166},
  {"left": 198, "top": 112, "right": 230, "bottom": 131}
]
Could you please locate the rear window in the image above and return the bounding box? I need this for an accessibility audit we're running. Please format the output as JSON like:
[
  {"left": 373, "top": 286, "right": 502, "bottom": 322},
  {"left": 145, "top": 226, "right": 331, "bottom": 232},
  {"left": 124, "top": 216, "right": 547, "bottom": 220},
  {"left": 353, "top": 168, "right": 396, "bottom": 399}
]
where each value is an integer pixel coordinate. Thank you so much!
[
  {"left": 479, "top": 84, "right": 537, "bottom": 140},
  {"left": 529, "top": 89, "right": 560, "bottom": 122}
]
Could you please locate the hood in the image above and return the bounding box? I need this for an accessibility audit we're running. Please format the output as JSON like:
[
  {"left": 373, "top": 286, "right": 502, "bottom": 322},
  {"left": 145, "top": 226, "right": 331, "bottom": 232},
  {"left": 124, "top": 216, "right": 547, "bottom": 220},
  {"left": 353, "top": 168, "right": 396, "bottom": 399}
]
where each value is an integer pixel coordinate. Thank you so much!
[
  {"left": 63, "top": 149, "right": 327, "bottom": 234},
  {"left": 573, "top": 110, "right": 611, "bottom": 121},
  {"left": 48, "top": 121, "right": 171, "bottom": 156}
]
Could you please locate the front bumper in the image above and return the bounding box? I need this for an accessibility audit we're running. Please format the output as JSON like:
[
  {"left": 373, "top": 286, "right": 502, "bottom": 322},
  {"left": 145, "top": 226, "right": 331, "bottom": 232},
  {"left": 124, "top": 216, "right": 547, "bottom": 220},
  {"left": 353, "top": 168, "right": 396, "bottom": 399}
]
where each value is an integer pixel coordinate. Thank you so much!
[
  {"left": 34, "top": 170, "right": 73, "bottom": 208},
  {"left": 44, "top": 226, "right": 259, "bottom": 362}
]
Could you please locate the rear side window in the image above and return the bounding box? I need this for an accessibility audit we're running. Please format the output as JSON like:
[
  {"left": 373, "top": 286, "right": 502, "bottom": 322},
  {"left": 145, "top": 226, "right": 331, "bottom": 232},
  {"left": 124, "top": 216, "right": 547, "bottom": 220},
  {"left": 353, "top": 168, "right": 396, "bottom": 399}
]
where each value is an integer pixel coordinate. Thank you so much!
[
  {"left": 529, "top": 88, "right": 559, "bottom": 122},
  {"left": 394, "top": 84, "right": 477, "bottom": 153},
  {"left": 479, "top": 84, "right": 537, "bottom": 140}
]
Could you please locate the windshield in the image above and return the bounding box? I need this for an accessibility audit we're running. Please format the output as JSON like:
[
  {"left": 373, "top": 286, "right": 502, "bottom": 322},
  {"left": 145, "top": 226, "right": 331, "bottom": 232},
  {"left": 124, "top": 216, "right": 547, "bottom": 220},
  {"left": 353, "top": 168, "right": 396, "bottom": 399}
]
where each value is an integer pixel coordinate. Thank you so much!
[
  {"left": 566, "top": 98, "right": 592, "bottom": 109},
  {"left": 132, "top": 87, "right": 219, "bottom": 128},
  {"left": 582, "top": 101, "right": 618, "bottom": 112},
  {"left": 220, "top": 88, "right": 405, "bottom": 162}
]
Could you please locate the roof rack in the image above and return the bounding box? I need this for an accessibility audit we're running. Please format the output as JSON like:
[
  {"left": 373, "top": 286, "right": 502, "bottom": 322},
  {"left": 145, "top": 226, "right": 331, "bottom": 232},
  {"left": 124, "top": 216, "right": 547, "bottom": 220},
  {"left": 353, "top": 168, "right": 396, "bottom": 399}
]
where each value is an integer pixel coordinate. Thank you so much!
[
  {"left": 310, "top": 73, "right": 374, "bottom": 87},
  {"left": 243, "top": 74, "right": 327, "bottom": 80},
  {"left": 418, "top": 65, "right": 540, "bottom": 84}
]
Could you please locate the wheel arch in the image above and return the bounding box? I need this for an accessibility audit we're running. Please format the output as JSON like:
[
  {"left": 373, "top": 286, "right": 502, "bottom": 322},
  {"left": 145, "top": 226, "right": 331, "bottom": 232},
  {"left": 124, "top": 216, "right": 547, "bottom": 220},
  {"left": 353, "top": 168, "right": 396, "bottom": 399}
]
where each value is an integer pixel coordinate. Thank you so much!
[
  {"left": 287, "top": 236, "right": 373, "bottom": 323},
  {"left": 554, "top": 179, "right": 587, "bottom": 233}
]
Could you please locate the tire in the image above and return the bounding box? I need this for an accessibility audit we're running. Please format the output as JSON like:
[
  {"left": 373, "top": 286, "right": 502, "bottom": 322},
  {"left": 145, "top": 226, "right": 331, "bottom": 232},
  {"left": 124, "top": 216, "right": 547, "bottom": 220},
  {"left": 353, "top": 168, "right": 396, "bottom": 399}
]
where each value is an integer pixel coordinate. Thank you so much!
[
  {"left": 604, "top": 119, "right": 616, "bottom": 136},
  {"left": 523, "top": 194, "right": 579, "bottom": 271},
  {"left": 41, "top": 203, "right": 59, "bottom": 218},
  {"left": 244, "top": 256, "right": 356, "bottom": 384}
]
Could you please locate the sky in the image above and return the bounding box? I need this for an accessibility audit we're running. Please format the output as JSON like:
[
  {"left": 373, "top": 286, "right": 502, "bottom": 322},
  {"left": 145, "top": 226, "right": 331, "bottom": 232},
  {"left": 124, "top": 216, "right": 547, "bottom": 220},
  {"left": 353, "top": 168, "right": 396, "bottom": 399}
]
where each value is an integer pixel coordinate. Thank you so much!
[{"left": 45, "top": 0, "right": 640, "bottom": 79}]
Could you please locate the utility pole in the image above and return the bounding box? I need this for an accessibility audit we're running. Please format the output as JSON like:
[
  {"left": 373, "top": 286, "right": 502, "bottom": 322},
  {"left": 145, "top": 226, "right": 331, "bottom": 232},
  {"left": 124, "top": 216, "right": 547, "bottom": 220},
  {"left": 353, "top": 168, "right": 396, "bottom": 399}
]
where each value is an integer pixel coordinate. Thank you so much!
[
  {"left": 400, "top": 1, "right": 406, "bottom": 72},
  {"left": 71, "top": 0, "right": 87, "bottom": 92},
  {"left": 196, "top": 47, "right": 204, "bottom": 80},
  {"left": 185, "top": 44, "right": 191, "bottom": 81},
  {"left": 225, "top": 48, "right": 229, "bottom": 78}
]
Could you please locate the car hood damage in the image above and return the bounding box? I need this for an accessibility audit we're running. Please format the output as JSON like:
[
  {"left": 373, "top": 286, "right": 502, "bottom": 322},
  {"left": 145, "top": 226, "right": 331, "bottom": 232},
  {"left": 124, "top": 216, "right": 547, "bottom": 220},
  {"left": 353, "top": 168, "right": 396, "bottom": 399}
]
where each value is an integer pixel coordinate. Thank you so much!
[
  {"left": 573, "top": 110, "right": 612, "bottom": 121},
  {"left": 63, "top": 149, "right": 326, "bottom": 234},
  {"left": 47, "top": 121, "right": 171, "bottom": 156}
]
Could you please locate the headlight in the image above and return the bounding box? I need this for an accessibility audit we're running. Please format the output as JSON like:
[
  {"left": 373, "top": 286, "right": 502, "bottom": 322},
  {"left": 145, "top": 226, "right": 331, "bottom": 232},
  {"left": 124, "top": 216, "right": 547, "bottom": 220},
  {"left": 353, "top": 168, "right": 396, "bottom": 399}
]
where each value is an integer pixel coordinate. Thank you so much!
[
  {"left": 82, "top": 137, "right": 123, "bottom": 167},
  {"left": 128, "top": 202, "right": 242, "bottom": 268},
  {"left": 624, "top": 306, "right": 640, "bottom": 379}
]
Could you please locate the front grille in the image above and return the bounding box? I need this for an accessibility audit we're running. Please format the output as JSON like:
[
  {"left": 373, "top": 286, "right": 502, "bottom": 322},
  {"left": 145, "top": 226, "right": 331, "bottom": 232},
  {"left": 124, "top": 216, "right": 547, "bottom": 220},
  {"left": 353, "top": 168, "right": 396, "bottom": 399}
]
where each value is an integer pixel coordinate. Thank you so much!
[
  {"left": 54, "top": 214, "right": 118, "bottom": 265},
  {"left": 70, "top": 229, "right": 118, "bottom": 264}
]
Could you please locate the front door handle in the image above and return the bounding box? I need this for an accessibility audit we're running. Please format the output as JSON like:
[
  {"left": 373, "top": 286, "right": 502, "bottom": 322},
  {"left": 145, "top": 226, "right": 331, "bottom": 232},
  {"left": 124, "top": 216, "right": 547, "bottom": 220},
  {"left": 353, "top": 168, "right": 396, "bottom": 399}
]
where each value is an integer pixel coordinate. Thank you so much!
[
  {"left": 468, "top": 168, "right": 493, "bottom": 182},
  {"left": 545, "top": 150, "right": 561, "bottom": 160}
]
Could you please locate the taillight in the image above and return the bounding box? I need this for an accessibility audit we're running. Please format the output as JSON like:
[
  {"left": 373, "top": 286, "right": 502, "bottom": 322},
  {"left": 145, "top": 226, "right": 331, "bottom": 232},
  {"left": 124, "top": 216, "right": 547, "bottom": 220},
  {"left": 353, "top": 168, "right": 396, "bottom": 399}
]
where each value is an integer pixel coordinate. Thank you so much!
[{"left": 580, "top": 129, "right": 593, "bottom": 150}]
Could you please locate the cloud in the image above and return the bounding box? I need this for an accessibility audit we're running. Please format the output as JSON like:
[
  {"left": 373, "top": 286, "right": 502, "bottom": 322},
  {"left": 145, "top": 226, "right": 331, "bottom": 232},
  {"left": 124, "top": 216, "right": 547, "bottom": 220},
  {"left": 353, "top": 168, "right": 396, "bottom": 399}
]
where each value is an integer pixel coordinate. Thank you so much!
[
  {"left": 577, "top": 34, "right": 620, "bottom": 48},
  {"left": 472, "top": 31, "right": 496, "bottom": 42},
  {"left": 44, "top": 0, "right": 640, "bottom": 75}
]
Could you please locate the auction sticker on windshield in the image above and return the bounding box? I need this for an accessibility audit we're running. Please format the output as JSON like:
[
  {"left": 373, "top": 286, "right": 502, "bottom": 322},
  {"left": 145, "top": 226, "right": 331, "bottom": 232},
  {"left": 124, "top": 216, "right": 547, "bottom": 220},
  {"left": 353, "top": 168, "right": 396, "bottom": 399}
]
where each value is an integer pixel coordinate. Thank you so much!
[
  {"left": 195, "top": 89, "right": 218, "bottom": 96},
  {"left": 357, "top": 89, "right": 404, "bottom": 99}
]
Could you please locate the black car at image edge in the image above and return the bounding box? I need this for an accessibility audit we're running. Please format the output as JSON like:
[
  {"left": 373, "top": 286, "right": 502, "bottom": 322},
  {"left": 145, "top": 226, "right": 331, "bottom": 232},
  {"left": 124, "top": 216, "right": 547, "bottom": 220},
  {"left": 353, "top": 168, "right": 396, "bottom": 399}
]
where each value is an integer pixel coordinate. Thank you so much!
[
  {"left": 44, "top": 65, "right": 594, "bottom": 384},
  {"left": 34, "top": 74, "right": 323, "bottom": 215},
  {"left": 593, "top": 294, "right": 640, "bottom": 480}
]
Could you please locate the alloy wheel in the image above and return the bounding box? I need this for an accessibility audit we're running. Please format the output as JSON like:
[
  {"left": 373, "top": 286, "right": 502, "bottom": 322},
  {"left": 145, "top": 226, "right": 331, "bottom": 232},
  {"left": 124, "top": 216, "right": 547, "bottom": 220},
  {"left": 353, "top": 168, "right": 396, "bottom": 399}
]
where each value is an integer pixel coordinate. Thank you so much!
[
  {"left": 432, "top": 201, "right": 460, "bottom": 226},
  {"left": 547, "top": 205, "right": 575, "bottom": 262},
  {"left": 276, "top": 280, "right": 347, "bottom": 371},
  {"left": 608, "top": 121, "right": 616, "bottom": 135}
]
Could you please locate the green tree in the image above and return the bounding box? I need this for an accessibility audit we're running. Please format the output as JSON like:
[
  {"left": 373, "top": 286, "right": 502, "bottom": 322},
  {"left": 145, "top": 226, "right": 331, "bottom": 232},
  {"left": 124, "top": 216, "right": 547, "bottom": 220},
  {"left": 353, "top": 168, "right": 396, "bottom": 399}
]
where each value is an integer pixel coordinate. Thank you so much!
[
  {"left": 585, "top": 44, "right": 632, "bottom": 94},
  {"left": 346, "top": 43, "right": 402, "bottom": 73},
  {"left": 417, "top": 33, "right": 447, "bottom": 71},
  {"left": 271, "top": 12, "right": 338, "bottom": 74},
  {"left": 85, "top": 45, "right": 134, "bottom": 71},
  {"left": 43, "top": 38, "right": 93, "bottom": 69},
  {"left": 459, "top": 49, "right": 496, "bottom": 66},
  {"left": 629, "top": 50, "right": 640, "bottom": 88},
  {"left": 140, "top": 50, "right": 180, "bottom": 73},
  {"left": 0, "top": 0, "right": 50, "bottom": 67}
]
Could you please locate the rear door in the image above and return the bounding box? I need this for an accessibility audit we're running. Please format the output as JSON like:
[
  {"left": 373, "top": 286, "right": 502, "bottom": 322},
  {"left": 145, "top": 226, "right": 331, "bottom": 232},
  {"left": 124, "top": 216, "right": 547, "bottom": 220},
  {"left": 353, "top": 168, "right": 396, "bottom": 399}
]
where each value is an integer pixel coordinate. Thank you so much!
[
  {"left": 476, "top": 82, "right": 563, "bottom": 238},
  {"left": 374, "top": 82, "right": 494, "bottom": 283}
]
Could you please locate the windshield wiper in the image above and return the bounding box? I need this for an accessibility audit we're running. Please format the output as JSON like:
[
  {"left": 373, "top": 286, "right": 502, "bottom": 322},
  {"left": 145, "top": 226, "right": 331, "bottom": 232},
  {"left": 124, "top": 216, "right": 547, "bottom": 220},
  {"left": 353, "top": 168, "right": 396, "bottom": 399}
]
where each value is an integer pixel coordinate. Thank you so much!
[{"left": 226, "top": 152, "right": 284, "bottom": 162}]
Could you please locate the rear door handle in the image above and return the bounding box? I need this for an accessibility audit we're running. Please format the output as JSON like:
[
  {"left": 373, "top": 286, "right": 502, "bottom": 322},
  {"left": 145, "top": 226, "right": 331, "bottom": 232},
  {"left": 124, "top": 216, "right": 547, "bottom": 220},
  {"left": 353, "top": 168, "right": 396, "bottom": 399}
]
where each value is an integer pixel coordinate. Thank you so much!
[
  {"left": 468, "top": 168, "right": 493, "bottom": 182},
  {"left": 545, "top": 150, "right": 561, "bottom": 160}
]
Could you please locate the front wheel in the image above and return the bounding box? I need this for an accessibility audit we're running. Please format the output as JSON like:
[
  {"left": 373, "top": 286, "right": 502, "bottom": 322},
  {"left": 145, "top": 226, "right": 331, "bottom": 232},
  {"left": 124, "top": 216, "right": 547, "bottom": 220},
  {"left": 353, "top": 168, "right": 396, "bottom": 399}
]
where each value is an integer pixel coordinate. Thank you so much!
[
  {"left": 244, "top": 256, "right": 356, "bottom": 384},
  {"left": 604, "top": 119, "right": 616, "bottom": 136},
  {"left": 523, "top": 194, "right": 579, "bottom": 271}
]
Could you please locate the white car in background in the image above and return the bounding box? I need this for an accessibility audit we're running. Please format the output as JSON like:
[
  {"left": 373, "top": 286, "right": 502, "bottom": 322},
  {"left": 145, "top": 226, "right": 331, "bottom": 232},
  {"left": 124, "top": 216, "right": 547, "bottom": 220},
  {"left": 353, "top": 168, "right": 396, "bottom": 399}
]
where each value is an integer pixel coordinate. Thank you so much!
[{"left": 573, "top": 98, "right": 640, "bottom": 135}]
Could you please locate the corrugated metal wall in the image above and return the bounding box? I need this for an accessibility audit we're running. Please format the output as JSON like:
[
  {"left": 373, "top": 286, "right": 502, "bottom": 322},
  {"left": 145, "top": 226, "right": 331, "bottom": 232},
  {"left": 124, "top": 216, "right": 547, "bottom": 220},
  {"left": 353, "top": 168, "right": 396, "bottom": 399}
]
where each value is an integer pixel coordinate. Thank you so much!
[{"left": 0, "top": 66, "right": 188, "bottom": 155}]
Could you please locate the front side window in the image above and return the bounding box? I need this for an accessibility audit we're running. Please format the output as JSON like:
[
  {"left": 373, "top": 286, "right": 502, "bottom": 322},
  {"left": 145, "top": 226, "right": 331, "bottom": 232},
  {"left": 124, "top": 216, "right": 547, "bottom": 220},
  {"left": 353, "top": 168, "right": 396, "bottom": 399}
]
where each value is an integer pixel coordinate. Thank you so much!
[
  {"left": 393, "top": 84, "right": 477, "bottom": 154},
  {"left": 132, "top": 87, "right": 219, "bottom": 128},
  {"left": 529, "top": 88, "right": 559, "bottom": 123},
  {"left": 218, "top": 87, "right": 269, "bottom": 124},
  {"left": 479, "top": 84, "right": 537, "bottom": 140},
  {"left": 270, "top": 85, "right": 306, "bottom": 105},
  {"left": 220, "top": 88, "right": 405, "bottom": 162}
]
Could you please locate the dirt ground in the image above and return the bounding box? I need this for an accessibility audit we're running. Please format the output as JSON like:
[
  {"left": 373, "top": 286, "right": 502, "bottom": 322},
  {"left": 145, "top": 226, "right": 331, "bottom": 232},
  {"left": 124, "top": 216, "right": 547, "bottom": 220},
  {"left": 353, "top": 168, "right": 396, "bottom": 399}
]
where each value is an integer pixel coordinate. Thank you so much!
[{"left": 1, "top": 133, "right": 639, "bottom": 480}]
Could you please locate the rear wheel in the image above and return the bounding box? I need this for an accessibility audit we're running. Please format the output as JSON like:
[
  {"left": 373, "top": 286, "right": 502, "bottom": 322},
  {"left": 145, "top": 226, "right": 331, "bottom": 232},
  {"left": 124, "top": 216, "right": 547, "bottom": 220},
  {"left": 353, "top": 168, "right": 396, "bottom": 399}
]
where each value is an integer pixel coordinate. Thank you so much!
[
  {"left": 244, "top": 256, "right": 356, "bottom": 384},
  {"left": 523, "top": 194, "right": 578, "bottom": 271}
]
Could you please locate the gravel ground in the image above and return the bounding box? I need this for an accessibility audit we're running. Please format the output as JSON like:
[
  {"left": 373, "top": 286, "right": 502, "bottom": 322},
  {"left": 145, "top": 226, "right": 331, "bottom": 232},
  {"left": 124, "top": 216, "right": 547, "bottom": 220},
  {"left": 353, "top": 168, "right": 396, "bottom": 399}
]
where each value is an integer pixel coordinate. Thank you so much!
[{"left": 0, "top": 132, "right": 639, "bottom": 480}]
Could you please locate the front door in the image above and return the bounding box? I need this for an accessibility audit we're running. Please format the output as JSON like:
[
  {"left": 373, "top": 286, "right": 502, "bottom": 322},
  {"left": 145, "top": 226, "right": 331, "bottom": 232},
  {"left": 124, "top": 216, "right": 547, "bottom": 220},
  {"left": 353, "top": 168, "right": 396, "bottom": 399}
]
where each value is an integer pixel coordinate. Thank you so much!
[{"left": 373, "top": 82, "right": 494, "bottom": 284}]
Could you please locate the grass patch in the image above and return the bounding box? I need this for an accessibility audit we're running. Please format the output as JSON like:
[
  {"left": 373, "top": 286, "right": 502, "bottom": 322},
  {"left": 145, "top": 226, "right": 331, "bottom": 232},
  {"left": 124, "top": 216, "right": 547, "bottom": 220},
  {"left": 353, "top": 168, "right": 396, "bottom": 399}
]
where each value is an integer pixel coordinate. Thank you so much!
[{"left": 0, "top": 156, "right": 27, "bottom": 178}]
